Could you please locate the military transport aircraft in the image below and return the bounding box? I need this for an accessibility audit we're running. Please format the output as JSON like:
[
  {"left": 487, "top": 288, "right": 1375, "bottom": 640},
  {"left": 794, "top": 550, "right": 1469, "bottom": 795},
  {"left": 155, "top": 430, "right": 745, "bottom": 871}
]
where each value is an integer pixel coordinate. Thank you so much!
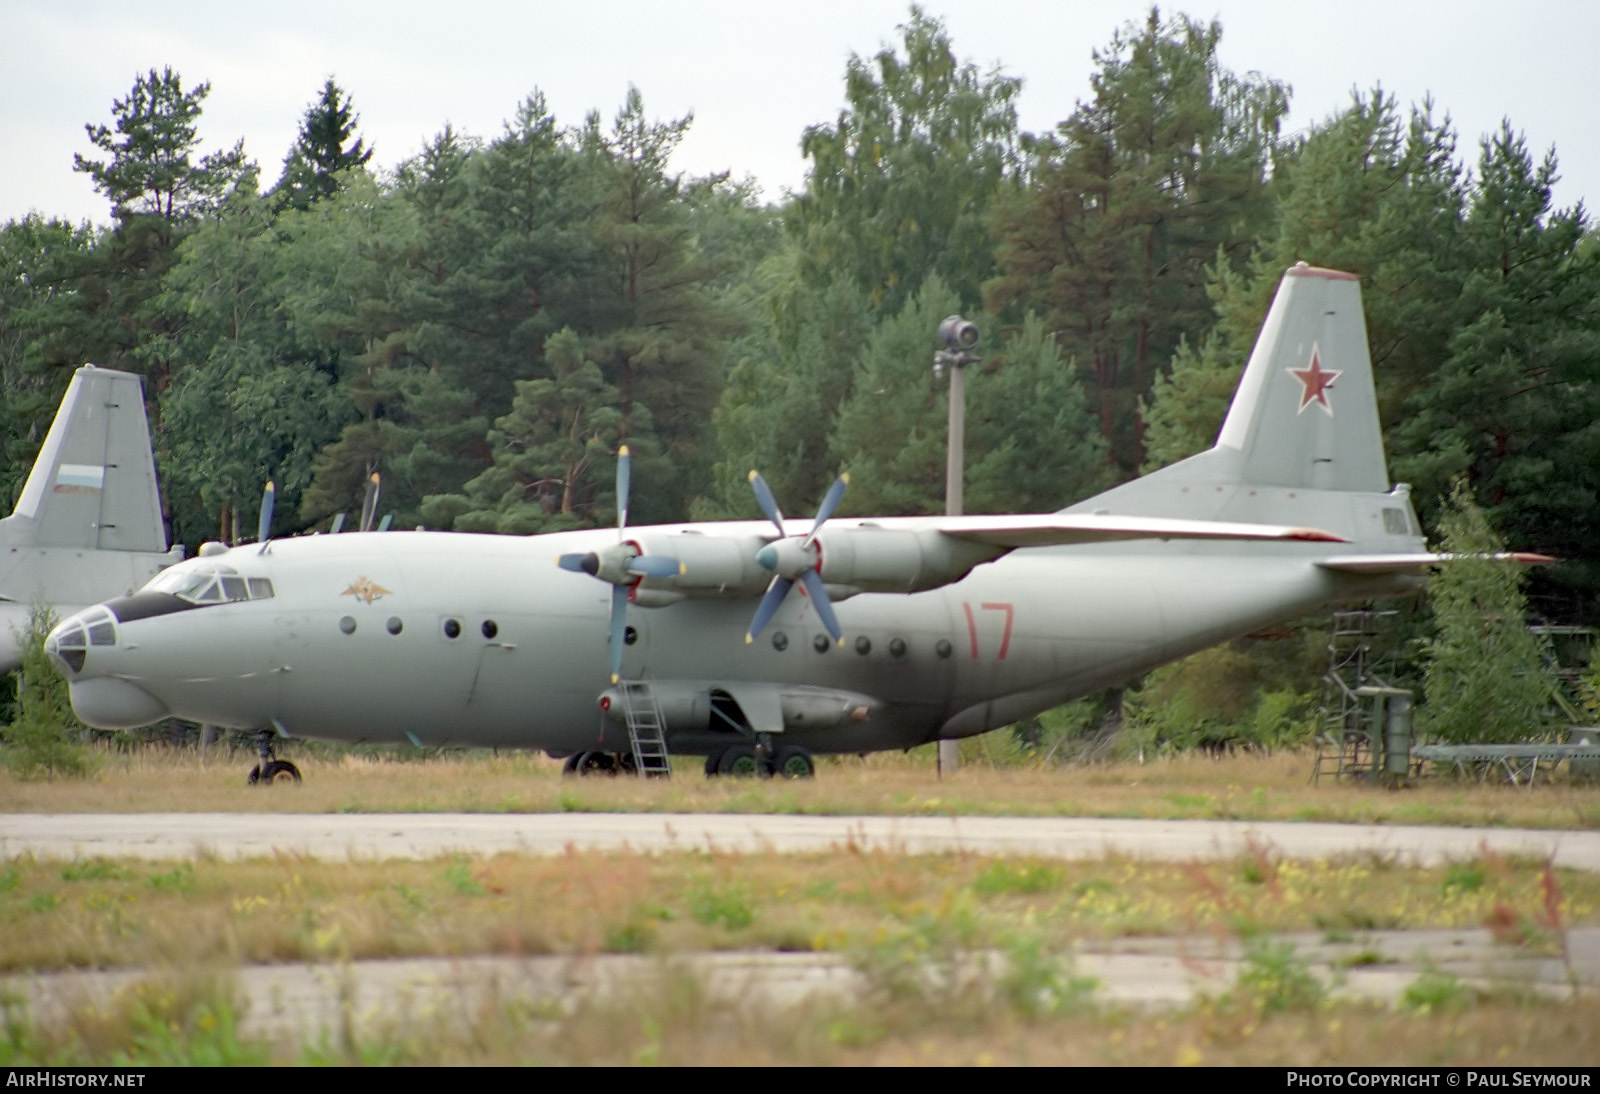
[
  {"left": 47, "top": 264, "right": 1479, "bottom": 782},
  {"left": 0, "top": 366, "right": 181, "bottom": 670}
]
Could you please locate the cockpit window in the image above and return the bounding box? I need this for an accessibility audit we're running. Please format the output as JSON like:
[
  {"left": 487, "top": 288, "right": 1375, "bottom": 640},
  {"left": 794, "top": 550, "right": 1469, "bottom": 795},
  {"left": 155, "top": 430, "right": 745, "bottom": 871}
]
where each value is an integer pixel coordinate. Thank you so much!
[{"left": 143, "top": 564, "right": 274, "bottom": 605}]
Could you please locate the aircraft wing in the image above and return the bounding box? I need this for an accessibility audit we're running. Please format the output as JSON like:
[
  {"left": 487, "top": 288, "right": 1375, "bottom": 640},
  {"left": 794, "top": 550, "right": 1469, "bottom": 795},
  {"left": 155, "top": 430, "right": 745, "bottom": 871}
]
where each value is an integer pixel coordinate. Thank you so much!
[
  {"left": 1315, "top": 552, "right": 1554, "bottom": 575},
  {"left": 926, "top": 514, "right": 1348, "bottom": 549}
]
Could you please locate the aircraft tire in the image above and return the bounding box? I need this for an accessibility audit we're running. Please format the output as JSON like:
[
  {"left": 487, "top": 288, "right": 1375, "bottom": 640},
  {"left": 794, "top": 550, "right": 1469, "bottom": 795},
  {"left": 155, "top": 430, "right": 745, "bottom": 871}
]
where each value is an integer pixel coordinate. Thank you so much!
[
  {"left": 247, "top": 760, "right": 301, "bottom": 786},
  {"left": 716, "top": 745, "right": 763, "bottom": 778},
  {"left": 704, "top": 752, "right": 723, "bottom": 777},
  {"left": 575, "top": 751, "right": 619, "bottom": 777},
  {"left": 561, "top": 754, "right": 582, "bottom": 777},
  {"left": 772, "top": 746, "right": 815, "bottom": 779}
]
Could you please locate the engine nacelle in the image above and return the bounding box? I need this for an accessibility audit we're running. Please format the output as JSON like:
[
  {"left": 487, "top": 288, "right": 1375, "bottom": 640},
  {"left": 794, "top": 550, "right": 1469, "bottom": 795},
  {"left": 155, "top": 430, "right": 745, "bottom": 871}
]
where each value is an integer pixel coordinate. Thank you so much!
[
  {"left": 625, "top": 526, "right": 1001, "bottom": 600},
  {"left": 814, "top": 526, "right": 1000, "bottom": 593}
]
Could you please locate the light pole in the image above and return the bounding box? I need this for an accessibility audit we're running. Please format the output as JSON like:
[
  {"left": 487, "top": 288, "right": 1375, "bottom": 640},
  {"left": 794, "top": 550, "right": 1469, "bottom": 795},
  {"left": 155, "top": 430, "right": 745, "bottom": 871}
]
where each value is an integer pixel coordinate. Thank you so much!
[{"left": 934, "top": 315, "right": 979, "bottom": 775}]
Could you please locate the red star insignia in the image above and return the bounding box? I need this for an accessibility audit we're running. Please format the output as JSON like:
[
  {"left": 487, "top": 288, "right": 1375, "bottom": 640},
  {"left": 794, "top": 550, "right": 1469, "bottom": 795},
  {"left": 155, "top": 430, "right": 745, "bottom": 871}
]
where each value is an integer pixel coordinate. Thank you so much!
[{"left": 1288, "top": 348, "right": 1342, "bottom": 415}]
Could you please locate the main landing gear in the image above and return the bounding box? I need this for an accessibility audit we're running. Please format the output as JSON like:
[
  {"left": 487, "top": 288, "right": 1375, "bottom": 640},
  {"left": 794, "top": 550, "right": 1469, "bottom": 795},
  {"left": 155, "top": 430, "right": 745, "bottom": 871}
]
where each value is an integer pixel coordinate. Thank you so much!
[
  {"left": 703, "top": 739, "right": 815, "bottom": 779},
  {"left": 562, "top": 741, "right": 817, "bottom": 779},
  {"left": 246, "top": 731, "right": 301, "bottom": 786}
]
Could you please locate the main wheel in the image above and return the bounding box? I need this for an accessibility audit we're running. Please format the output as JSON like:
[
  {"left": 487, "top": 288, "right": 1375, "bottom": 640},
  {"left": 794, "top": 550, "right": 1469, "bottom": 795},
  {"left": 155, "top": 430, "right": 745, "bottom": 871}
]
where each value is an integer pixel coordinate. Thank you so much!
[
  {"left": 704, "top": 751, "right": 724, "bottom": 778},
  {"left": 772, "top": 746, "right": 815, "bottom": 779},
  {"left": 716, "top": 745, "right": 764, "bottom": 777}
]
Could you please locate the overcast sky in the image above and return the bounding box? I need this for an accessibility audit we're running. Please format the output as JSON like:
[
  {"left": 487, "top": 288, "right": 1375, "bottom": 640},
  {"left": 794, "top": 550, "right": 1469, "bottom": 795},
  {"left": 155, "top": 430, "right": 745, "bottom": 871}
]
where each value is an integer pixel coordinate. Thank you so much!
[{"left": 3, "top": 0, "right": 1596, "bottom": 227}]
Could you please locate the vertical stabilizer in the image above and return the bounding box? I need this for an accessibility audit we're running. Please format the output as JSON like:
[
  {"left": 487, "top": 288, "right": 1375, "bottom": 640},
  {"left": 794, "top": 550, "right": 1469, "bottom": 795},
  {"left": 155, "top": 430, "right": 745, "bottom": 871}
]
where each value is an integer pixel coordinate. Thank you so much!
[
  {"left": 1212, "top": 263, "right": 1389, "bottom": 492},
  {"left": 7, "top": 366, "right": 168, "bottom": 552}
]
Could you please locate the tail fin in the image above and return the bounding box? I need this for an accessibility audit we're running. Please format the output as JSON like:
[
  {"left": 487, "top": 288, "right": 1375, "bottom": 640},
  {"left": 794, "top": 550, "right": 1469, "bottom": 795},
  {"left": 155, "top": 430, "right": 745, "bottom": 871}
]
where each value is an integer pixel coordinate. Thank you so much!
[
  {"left": 1211, "top": 263, "right": 1388, "bottom": 492},
  {"left": 1072, "top": 263, "right": 1409, "bottom": 538},
  {"left": 5, "top": 365, "right": 169, "bottom": 552}
]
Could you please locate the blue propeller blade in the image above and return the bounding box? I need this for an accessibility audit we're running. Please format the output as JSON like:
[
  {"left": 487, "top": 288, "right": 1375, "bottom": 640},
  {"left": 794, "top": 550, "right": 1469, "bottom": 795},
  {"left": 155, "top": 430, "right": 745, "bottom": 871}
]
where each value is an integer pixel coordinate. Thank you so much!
[
  {"left": 799, "top": 569, "right": 843, "bottom": 643},
  {"left": 745, "top": 576, "right": 793, "bottom": 643},
  {"left": 608, "top": 584, "right": 630, "bottom": 683},
  {"left": 558, "top": 552, "right": 595, "bottom": 573},
  {"left": 359, "top": 473, "right": 380, "bottom": 533},
  {"left": 805, "top": 474, "right": 849, "bottom": 546},
  {"left": 747, "top": 470, "right": 785, "bottom": 532},
  {"left": 257, "top": 481, "right": 276, "bottom": 545},
  {"left": 616, "top": 445, "right": 631, "bottom": 532}
]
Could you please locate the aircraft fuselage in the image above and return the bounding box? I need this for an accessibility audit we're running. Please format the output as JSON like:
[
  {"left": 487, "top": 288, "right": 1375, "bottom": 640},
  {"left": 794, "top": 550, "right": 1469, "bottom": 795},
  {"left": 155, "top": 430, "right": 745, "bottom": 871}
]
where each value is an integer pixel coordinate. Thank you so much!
[{"left": 52, "top": 520, "right": 1418, "bottom": 756}]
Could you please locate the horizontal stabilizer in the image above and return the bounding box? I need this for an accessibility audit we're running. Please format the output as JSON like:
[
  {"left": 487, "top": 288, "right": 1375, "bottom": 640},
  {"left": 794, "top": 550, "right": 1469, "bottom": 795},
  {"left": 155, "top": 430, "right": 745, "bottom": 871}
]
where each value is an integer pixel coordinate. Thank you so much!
[
  {"left": 1316, "top": 552, "right": 1554, "bottom": 576},
  {"left": 932, "top": 513, "right": 1346, "bottom": 549}
]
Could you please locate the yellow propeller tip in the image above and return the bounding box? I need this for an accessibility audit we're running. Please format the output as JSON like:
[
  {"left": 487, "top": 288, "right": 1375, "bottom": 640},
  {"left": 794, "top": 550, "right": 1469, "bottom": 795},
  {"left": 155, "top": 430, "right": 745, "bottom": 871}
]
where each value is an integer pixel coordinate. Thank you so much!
[
  {"left": 610, "top": 674, "right": 619, "bottom": 685},
  {"left": 678, "top": 563, "right": 686, "bottom": 575},
  {"left": 746, "top": 470, "right": 759, "bottom": 483},
  {"left": 744, "top": 634, "right": 755, "bottom": 645},
  {"left": 618, "top": 444, "right": 630, "bottom": 457},
  {"left": 840, "top": 473, "right": 850, "bottom": 485}
]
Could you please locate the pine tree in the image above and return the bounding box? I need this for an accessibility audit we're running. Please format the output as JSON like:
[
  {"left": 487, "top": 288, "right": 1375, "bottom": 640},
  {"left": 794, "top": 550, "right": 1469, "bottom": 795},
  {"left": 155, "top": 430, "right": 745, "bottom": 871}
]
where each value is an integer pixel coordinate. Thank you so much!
[
  {"left": 1421, "top": 481, "right": 1555, "bottom": 744},
  {"left": 273, "top": 78, "right": 373, "bottom": 212}
]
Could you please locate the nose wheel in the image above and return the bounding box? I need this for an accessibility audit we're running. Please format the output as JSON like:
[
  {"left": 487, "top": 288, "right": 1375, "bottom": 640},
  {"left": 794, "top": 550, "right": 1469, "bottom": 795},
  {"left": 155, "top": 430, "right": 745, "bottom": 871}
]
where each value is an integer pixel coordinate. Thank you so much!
[{"left": 246, "top": 732, "right": 301, "bottom": 786}]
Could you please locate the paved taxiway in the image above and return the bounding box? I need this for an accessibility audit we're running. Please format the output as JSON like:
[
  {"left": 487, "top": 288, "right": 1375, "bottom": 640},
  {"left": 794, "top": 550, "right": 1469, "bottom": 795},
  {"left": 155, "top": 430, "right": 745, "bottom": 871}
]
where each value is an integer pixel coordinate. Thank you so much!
[{"left": 4, "top": 812, "right": 1599, "bottom": 867}]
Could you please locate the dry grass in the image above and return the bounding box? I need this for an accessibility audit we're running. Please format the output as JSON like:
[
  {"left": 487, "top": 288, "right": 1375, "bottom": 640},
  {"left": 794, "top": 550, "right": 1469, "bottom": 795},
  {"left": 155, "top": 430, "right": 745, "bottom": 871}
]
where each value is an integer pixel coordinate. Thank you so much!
[
  {"left": 9, "top": 965, "right": 1600, "bottom": 1066},
  {"left": 3, "top": 744, "right": 1598, "bottom": 829},
  {"left": 1, "top": 844, "right": 1592, "bottom": 974}
]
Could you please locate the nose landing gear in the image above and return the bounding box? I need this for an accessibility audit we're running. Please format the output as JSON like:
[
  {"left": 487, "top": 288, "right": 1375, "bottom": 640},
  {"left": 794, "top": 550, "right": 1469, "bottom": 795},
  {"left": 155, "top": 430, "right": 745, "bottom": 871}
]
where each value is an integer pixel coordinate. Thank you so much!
[{"left": 246, "top": 731, "right": 301, "bottom": 786}]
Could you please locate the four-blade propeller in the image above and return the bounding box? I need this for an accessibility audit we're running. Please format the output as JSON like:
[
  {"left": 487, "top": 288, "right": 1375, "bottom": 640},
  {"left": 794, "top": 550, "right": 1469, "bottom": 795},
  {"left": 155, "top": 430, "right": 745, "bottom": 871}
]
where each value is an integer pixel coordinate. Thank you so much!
[
  {"left": 556, "top": 446, "right": 682, "bottom": 683},
  {"left": 557, "top": 449, "right": 853, "bottom": 682},
  {"left": 745, "top": 471, "right": 848, "bottom": 645}
]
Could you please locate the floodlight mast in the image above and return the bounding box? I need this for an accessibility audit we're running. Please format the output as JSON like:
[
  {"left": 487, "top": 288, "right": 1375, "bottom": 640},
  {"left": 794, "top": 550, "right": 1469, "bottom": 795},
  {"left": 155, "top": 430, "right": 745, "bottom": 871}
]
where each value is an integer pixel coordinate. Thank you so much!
[{"left": 934, "top": 315, "right": 980, "bottom": 774}]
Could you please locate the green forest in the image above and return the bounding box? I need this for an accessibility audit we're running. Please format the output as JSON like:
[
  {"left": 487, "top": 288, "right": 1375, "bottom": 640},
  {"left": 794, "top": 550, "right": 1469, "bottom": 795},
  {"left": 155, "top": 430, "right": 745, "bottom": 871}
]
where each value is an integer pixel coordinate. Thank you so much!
[{"left": 2, "top": 7, "right": 1596, "bottom": 622}]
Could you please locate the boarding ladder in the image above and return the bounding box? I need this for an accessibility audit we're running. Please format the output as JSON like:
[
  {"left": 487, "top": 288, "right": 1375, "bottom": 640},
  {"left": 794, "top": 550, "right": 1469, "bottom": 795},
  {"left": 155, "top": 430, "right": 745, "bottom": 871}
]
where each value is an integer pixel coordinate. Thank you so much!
[{"left": 618, "top": 680, "right": 672, "bottom": 778}]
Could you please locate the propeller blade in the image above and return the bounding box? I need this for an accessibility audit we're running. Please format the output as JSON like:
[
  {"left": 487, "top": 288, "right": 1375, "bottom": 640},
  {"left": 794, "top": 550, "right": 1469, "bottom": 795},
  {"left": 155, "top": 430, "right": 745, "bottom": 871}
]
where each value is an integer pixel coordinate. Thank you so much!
[
  {"left": 558, "top": 552, "right": 599, "bottom": 575},
  {"left": 359, "top": 473, "right": 381, "bottom": 533},
  {"left": 329, "top": 512, "right": 347, "bottom": 535},
  {"left": 616, "top": 444, "right": 632, "bottom": 533},
  {"left": 745, "top": 575, "right": 793, "bottom": 643},
  {"left": 627, "top": 555, "right": 683, "bottom": 579},
  {"left": 608, "top": 584, "right": 630, "bottom": 683},
  {"left": 257, "top": 481, "right": 276, "bottom": 545},
  {"left": 799, "top": 569, "right": 843, "bottom": 643},
  {"left": 747, "top": 470, "right": 785, "bottom": 532},
  {"left": 806, "top": 473, "right": 850, "bottom": 545}
]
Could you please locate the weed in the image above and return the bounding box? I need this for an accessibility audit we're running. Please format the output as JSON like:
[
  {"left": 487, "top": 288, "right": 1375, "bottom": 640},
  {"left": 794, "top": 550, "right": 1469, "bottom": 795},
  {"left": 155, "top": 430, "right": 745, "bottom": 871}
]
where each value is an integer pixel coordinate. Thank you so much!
[
  {"left": 146, "top": 864, "right": 195, "bottom": 893},
  {"left": 971, "top": 859, "right": 1065, "bottom": 897},
  {"left": 997, "top": 934, "right": 1099, "bottom": 1018},
  {"left": 687, "top": 880, "right": 755, "bottom": 931},
  {"left": 441, "top": 859, "right": 486, "bottom": 897},
  {"left": 1228, "top": 939, "right": 1326, "bottom": 1014},
  {"left": 1443, "top": 863, "right": 1488, "bottom": 894},
  {"left": 59, "top": 860, "right": 129, "bottom": 882},
  {"left": 1400, "top": 967, "right": 1472, "bottom": 1014}
]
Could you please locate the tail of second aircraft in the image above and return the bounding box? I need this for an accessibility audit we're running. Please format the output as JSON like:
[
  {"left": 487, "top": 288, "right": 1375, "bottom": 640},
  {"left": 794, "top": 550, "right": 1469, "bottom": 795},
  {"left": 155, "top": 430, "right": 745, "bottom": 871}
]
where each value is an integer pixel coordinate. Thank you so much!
[
  {"left": 1070, "top": 262, "right": 1422, "bottom": 548},
  {"left": 0, "top": 365, "right": 181, "bottom": 612}
]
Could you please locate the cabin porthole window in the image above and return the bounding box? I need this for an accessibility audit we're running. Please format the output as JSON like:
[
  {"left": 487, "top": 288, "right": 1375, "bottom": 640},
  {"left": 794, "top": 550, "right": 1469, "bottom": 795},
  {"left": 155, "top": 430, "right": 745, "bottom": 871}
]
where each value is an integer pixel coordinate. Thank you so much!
[
  {"left": 771, "top": 631, "right": 788, "bottom": 651},
  {"left": 482, "top": 620, "right": 498, "bottom": 640},
  {"left": 889, "top": 637, "right": 907, "bottom": 658},
  {"left": 813, "top": 634, "right": 831, "bottom": 654},
  {"left": 442, "top": 618, "right": 462, "bottom": 640},
  {"left": 855, "top": 636, "right": 872, "bottom": 656},
  {"left": 935, "top": 639, "right": 953, "bottom": 659},
  {"left": 339, "top": 616, "right": 356, "bottom": 635},
  {"left": 387, "top": 617, "right": 403, "bottom": 636}
]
